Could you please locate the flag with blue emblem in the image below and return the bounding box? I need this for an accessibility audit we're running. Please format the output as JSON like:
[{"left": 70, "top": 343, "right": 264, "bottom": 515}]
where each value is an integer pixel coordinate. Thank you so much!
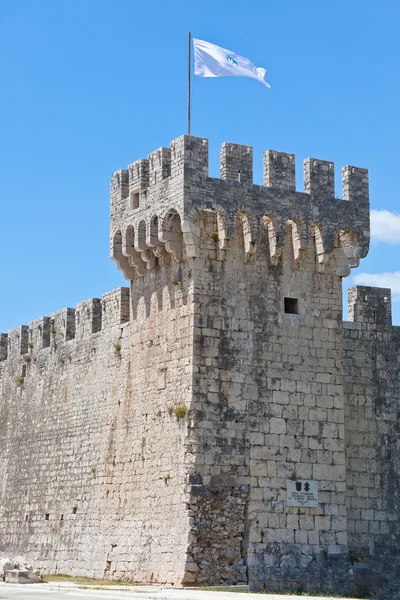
[{"left": 193, "top": 38, "right": 270, "bottom": 88}]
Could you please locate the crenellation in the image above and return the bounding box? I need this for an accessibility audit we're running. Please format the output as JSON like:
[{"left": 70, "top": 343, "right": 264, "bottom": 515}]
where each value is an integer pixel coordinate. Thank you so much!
[
  {"left": 148, "top": 147, "right": 171, "bottom": 185},
  {"left": 0, "top": 333, "right": 8, "bottom": 361},
  {"left": 342, "top": 166, "right": 369, "bottom": 203},
  {"left": 263, "top": 150, "right": 295, "bottom": 191},
  {"left": 128, "top": 159, "right": 149, "bottom": 209},
  {"left": 348, "top": 285, "right": 392, "bottom": 329},
  {"left": 220, "top": 142, "right": 253, "bottom": 184},
  {"left": 75, "top": 298, "right": 102, "bottom": 339},
  {"left": 170, "top": 135, "right": 208, "bottom": 179},
  {"left": 50, "top": 307, "right": 76, "bottom": 341},
  {"left": 111, "top": 137, "right": 370, "bottom": 285},
  {"left": 110, "top": 169, "right": 129, "bottom": 203},
  {"left": 303, "top": 157, "right": 335, "bottom": 198},
  {"left": 29, "top": 316, "right": 51, "bottom": 350},
  {"left": 101, "top": 287, "right": 130, "bottom": 328},
  {"left": 7, "top": 325, "right": 29, "bottom": 357}
]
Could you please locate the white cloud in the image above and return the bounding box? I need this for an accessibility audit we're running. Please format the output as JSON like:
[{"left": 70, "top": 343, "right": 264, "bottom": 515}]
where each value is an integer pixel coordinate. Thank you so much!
[
  {"left": 353, "top": 271, "right": 400, "bottom": 302},
  {"left": 370, "top": 210, "right": 400, "bottom": 244}
]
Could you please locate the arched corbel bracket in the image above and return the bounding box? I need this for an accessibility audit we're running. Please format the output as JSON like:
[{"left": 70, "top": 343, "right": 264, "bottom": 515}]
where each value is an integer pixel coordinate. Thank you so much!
[
  {"left": 335, "top": 230, "right": 364, "bottom": 277},
  {"left": 123, "top": 226, "right": 146, "bottom": 276},
  {"left": 159, "top": 210, "right": 183, "bottom": 262},
  {"left": 111, "top": 231, "right": 135, "bottom": 281},
  {"left": 238, "top": 209, "right": 259, "bottom": 264},
  {"left": 181, "top": 218, "right": 200, "bottom": 258},
  {"left": 263, "top": 216, "right": 286, "bottom": 266},
  {"left": 313, "top": 224, "right": 335, "bottom": 273},
  {"left": 145, "top": 216, "right": 171, "bottom": 266},
  {"left": 288, "top": 220, "right": 310, "bottom": 270}
]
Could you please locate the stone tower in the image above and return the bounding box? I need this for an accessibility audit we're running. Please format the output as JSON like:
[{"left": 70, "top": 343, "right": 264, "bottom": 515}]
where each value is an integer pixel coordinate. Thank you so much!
[{"left": 109, "top": 135, "right": 370, "bottom": 592}]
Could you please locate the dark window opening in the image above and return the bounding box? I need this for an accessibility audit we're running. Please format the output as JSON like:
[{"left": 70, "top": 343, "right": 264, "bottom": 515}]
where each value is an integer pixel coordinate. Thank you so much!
[
  {"left": 284, "top": 297, "right": 299, "bottom": 315},
  {"left": 22, "top": 364, "right": 27, "bottom": 377},
  {"left": 60, "top": 514, "right": 64, "bottom": 521},
  {"left": 45, "top": 514, "right": 50, "bottom": 520},
  {"left": 25, "top": 515, "right": 29, "bottom": 522},
  {"left": 72, "top": 506, "right": 77, "bottom": 514},
  {"left": 131, "top": 191, "right": 140, "bottom": 210}
]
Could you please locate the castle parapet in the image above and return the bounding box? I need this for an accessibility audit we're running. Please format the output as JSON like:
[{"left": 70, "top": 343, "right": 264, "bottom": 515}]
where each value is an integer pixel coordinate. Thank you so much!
[
  {"left": 129, "top": 159, "right": 149, "bottom": 191},
  {"left": 149, "top": 147, "right": 171, "bottom": 185},
  {"left": 342, "top": 166, "right": 369, "bottom": 203},
  {"left": 29, "top": 317, "right": 51, "bottom": 350},
  {"left": 101, "top": 288, "right": 130, "bottom": 328},
  {"left": 170, "top": 135, "right": 208, "bottom": 180},
  {"left": 220, "top": 143, "right": 253, "bottom": 184},
  {"left": 51, "top": 308, "right": 76, "bottom": 341},
  {"left": 0, "top": 333, "right": 8, "bottom": 361},
  {"left": 111, "top": 135, "right": 370, "bottom": 281},
  {"left": 75, "top": 299, "right": 102, "bottom": 340},
  {"left": 263, "top": 150, "right": 295, "bottom": 191},
  {"left": 0, "top": 287, "right": 133, "bottom": 367},
  {"left": 304, "top": 158, "right": 334, "bottom": 199},
  {"left": 348, "top": 286, "right": 392, "bottom": 329},
  {"left": 7, "top": 326, "right": 29, "bottom": 357}
]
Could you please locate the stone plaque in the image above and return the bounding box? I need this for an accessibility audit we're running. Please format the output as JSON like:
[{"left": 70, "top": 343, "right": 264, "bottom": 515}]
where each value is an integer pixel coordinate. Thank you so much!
[{"left": 286, "top": 480, "right": 318, "bottom": 507}]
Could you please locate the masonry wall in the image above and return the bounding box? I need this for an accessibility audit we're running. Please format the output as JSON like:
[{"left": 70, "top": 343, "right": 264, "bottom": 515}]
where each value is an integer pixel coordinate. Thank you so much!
[
  {"left": 344, "top": 287, "right": 400, "bottom": 575},
  {"left": 183, "top": 212, "right": 355, "bottom": 594},
  {"left": 0, "top": 276, "right": 193, "bottom": 583}
]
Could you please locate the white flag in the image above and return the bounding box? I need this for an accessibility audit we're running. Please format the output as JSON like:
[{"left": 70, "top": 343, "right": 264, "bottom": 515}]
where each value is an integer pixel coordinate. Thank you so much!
[{"left": 193, "top": 38, "right": 270, "bottom": 88}]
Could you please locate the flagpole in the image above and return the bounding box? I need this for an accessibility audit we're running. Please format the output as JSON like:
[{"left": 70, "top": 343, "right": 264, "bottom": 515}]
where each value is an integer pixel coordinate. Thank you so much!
[{"left": 188, "top": 31, "right": 191, "bottom": 135}]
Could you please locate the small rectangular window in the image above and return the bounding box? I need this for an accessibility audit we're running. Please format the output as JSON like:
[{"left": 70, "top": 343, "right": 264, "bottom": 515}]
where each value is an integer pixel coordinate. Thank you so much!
[
  {"left": 130, "top": 191, "right": 140, "bottom": 210},
  {"left": 45, "top": 514, "right": 50, "bottom": 520},
  {"left": 284, "top": 297, "right": 298, "bottom": 315}
]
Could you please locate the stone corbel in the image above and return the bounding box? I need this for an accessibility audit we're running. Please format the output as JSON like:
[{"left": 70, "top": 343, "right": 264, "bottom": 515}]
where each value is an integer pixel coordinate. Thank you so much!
[
  {"left": 122, "top": 228, "right": 147, "bottom": 276},
  {"left": 238, "top": 211, "right": 258, "bottom": 264},
  {"left": 181, "top": 219, "right": 200, "bottom": 258},
  {"left": 152, "top": 244, "right": 171, "bottom": 266},
  {"left": 263, "top": 216, "right": 285, "bottom": 266},
  {"left": 335, "top": 247, "right": 352, "bottom": 277},
  {"left": 140, "top": 249, "right": 157, "bottom": 271},
  {"left": 314, "top": 225, "right": 335, "bottom": 274},
  {"left": 289, "top": 220, "right": 309, "bottom": 270},
  {"left": 145, "top": 218, "right": 171, "bottom": 266},
  {"left": 159, "top": 214, "right": 183, "bottom": 263},
  {"left": 215, "top": 211, "right": 229, "bottom": 262},
  {"left": 111, "top": 247, "right": 135, "bottom": 281},
  {"left": 335, "top": 231, "right": 363, "bottom": 277}
]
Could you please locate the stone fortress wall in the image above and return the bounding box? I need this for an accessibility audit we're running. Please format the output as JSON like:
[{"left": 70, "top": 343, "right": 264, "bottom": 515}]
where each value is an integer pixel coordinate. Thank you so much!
[
  {"left": 0, "top": 134, "right": 399, "bottom": 596},
  {"left": 0, "top": 283, "right": 193, "bottom": 583}
]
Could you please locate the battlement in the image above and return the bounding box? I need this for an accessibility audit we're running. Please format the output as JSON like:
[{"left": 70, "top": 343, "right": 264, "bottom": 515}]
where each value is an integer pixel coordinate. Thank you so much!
[
  {"left": 0, "top": 287, "right": 130, "bottom": 364},
  {"left": 111, "top": 135, "right": 369, "bottom": 205},
  {"left": 263, "top": 150, "right": 295, "bottom": 191},
  {"left": 110, "top": 135, "right": 370, "bottom": 281},
  {"left": 220, "top": 142, "right": 253, "bottom": 183},
  {"left": 348, "top": 285, "right": 392, "bottom": 329}
]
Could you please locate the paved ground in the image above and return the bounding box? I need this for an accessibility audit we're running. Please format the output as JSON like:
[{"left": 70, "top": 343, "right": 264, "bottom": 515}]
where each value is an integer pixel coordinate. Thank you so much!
[{"left": 0, "top": 583, "right": 367, "bottom": 600}]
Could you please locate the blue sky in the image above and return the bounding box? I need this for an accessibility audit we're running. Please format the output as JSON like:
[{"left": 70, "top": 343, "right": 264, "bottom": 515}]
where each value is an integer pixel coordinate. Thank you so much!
[{"left": 1, "top": 0, "right": 399, "bottom": 331}]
